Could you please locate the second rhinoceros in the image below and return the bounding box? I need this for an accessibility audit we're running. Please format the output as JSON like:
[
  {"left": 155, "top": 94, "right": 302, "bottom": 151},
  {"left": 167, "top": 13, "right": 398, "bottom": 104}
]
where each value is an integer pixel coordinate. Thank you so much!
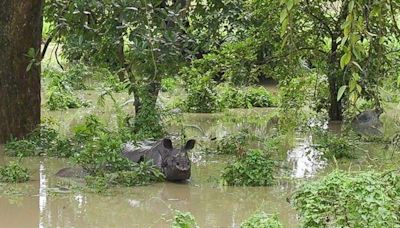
[{"left": 122, "top": 138, "right": 196, "bottom": 181}]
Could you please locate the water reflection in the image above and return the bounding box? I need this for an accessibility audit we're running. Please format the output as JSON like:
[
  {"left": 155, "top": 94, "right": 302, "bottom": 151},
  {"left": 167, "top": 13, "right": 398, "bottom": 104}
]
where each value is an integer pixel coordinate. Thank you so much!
[
  {"left": 287, "top": 136, "right": 327, "bottom": 178},
  {"left": 39, "top": 162, "right": 47, "bottom": 228}
]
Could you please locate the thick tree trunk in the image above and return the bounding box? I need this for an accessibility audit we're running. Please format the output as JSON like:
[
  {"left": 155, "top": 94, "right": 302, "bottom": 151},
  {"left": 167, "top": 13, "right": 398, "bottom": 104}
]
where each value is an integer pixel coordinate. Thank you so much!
[
  {"left": 327, "top": 41, "right": 343, "bottom": 121},
  {"left": 328, "top": 75, "right": 343, "bottom": 121},
  {"left": 0, "top": 0, "right": 43, "bottom": 143},
  {"left": 134, "top": 81, "right": 161, "bottom": 116}
]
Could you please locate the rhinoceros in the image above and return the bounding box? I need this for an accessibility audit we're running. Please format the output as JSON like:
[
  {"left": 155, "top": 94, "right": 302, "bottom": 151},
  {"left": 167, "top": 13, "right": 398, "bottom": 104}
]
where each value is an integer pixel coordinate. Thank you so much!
[
  {"left": 56, "top": 138, "right": 196, "bottom": 182},
  {"left": 122, "top": 138, "right": 196, "bottom": 181},
  {"left": 351, "top": 109, "right": 383, "bottom": 137}
]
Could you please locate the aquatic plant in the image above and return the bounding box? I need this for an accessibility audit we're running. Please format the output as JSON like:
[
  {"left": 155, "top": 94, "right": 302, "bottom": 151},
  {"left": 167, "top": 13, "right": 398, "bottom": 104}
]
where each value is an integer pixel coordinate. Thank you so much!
[
  {"left": 312, "top": 130, "right": 357, "bottom": 159},
  {"left": 0, "top": 162, "right": 30, "bottom": 183},
  {"left": 218, "top": 84, "right": 276, "bottom": 109},
  {"left": 241, "top": 212, "right": 283, "bottom": 228},
  {"left": 73, "top": 132, "right": 131, "bottom": 175},
  {"left": 221, "top": 149, "right": 275, "bottom": 186},
  {"left": 214, "top": 128, "right": 258, "bottom": 155},
  {"left": 181, "top": 68, "right": 221, "bottom": 113},
  {"left": 171, "top": 210, "right": 199, "bottom": 228},
  {"left": 5, "top": 124, "right": 79, "bottom": 158},
  {"left": 293, "top": 170, "right": 400, "bottom": 227}
]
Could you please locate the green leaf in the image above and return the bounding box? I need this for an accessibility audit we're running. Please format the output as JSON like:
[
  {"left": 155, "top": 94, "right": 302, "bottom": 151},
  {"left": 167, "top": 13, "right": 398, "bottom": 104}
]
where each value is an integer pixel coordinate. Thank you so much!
[
  {"left": 280, "top": 9, "right": 288, "bottom": 23},
  {"left": 337, "top": 85, "right": 347, "bottom": 101},
  {"left": 340, "top": 52, "right": 351, "bottom": 69},
  {"left": 348, "top": 1, "right": 355, "bottom": 12}
]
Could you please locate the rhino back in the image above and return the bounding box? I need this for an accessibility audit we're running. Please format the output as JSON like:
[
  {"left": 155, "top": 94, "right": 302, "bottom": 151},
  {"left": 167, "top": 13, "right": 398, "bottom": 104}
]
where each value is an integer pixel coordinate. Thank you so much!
[
  {"left": 56, "top": 167, "right": 87, "bottom": 178},
  {"left": 122, "top": 140, "right": 165, "bottom": 168}
]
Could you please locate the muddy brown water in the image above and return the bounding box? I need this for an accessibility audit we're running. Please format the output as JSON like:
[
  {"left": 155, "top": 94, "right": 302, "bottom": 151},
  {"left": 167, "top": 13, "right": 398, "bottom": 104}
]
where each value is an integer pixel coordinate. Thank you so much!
[
  {"left": 0, "top": 153, "right": 298, "bottom": 228},
  {"left": 0, "top": 103, "right": 300, "bottom": 228},
  {"left": 2, "top": 89, "right": 398, "bottom": 227}
]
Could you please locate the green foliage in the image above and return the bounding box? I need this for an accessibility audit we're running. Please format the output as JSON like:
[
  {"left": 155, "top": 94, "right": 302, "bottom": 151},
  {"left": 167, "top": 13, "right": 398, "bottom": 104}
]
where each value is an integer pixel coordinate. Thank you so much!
[
  {"left": 47, "top": 88, "right": 88, "bottom": 111},
  {"left": 161, "top": 77, "right": 179, "bottom": 92},
  {"left": 218, "top": 84, "right": 276, "bottom": 109},
  {"left": 4, "top": 124, "right": 75, "bottom": 158},
  {"left": 241, "top": 212, "right": 283, "bottom": 228},
  {"left": 132, "top": 91, "right": 166, "bottom": 140},
  {"left": 181, "top": 67, "right": 220, "bottom": 113},
  {"left": 182, "top": 38, "right": 263, "bottom": 86},
  {"left": 84, "top": 161, "right": 164, "bottom": 192},
  {"left": 293, "top": 170, "right": 400, "bottom": 227},
  {"left": 106, "top": 162, "right": 165, "bottom": 187},
  {"left": 73, "top": 115, "right": 109, "bottom": 142},
  {"left": 312, "top": 130, "right": 357, "bottom": 159},
  {"left": 0, "top": 162, "right": 30, "bottom": 183},
  {"left": 221, "top": 149, "right": 275, "bottom": 186},
  {"left": 73, "top": 132, "right": 131, "bottom": 175},
  {"left": 171, "top": 210, "right": 199, "bottom": 228},
  {"left": 215, "top": 129, "right": 255, "bottom": 155}
]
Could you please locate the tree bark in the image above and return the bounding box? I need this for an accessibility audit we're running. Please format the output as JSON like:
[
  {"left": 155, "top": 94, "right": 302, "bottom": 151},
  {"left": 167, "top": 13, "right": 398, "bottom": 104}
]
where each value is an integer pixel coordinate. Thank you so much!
[
  {"left": 0, "top": 0, "right": 43, "bottom": 143},
  {"left": 327, "top": 39, "right": 343, "bottom": 121}
]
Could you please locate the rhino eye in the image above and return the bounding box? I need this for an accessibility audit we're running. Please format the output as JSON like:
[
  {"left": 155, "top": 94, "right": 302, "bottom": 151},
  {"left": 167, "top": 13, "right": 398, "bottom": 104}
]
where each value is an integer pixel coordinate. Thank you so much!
[{"left": 176, "top": 162, "right": 180, "bottom": 166}]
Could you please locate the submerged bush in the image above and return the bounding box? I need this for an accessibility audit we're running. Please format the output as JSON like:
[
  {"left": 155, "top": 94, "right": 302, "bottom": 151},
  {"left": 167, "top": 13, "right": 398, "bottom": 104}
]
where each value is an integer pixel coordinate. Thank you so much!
[
  {"left": 73, "top": 133, "right": 131, "bottom": 175},
  {"left": 0, "top": 162, "right": 30, "bottom": 183},
  {"left": 221, "top": 149, "right": 275, "bottom": 186},
  {"left": 47, "top": 88, "right": 88, "bottom": 111},
  {"left": 171, "top": 210, "right": 199, "bottom": 228},
  {"left": 312, "top": 130, "right": 357, "bottom": 159},
  {"left": 84, "top": 161, "right": 164, "bottom": 191},
  {"left": 218, "top": 84, "right": 276, "bottom": 109},
  {"left": 293, "top": 170, "right": 400, "bottom": 227},
  {"left": 241, "top": 212, "right": 283, "bottom": 228},
  {"left": 181, "top": 73, "right": 221, "bottom": 113},
  {"left": 45, "top": 68, "right": 90, "bottom": 111},
  {"left": 215, "top": 128, "right": 257, "bottom": 155},
  {"left": 5, "top": 124, "right": 58, "bottom": 157},
  {"left": 5, "top": 124, "right": 79, "bottom": 158}
]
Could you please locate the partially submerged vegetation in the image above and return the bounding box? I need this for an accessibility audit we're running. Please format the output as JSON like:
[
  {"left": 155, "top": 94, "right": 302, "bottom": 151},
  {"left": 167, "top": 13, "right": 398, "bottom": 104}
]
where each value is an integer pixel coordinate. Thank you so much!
[
  {"left": 293, "top": 170, "right": 400, "bottom": 227},
  {"left": 0, "top": 162, "right": 30, "bottom": 183},
  {"left": 240, "top": 212, "right": 283, "bottom": 228},
  {"left": 2, "top": 0, "right": 400, "bottom": 226},
  {"left": 221, "top": 149, "right": 275, "bottom": 186}
]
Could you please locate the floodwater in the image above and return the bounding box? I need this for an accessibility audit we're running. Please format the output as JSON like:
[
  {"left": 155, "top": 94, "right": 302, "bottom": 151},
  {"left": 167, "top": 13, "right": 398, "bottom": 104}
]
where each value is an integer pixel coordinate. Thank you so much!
[
  {"left": 0, "top": 101, "right": 302, "bottom": 228},
  {"left": 0, "top": 152, "right": 298, "bottom": 228},
  {"left": 2, "top": 89, "right": 397, "bottom": 227}
]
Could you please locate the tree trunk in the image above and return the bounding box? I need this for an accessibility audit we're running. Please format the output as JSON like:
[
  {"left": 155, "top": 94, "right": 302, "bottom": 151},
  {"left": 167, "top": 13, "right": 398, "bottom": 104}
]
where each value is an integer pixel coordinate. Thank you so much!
[
  {"left": 0, "top": 0, "right": 43, "bottom": 143},
  {"left": 134, "top": 81, "right": 161, "bottom": 116},
  {"left": 328, "top": 75, "right": 343, "bottom": 121},
  {"left": 327, "top": 40, "right": 343, "bottom": 121}
]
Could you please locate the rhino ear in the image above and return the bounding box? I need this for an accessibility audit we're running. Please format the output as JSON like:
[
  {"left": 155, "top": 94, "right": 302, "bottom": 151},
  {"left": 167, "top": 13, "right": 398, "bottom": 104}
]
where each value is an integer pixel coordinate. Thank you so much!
[
  {"left": 184, "top": 139, "right": 196, "bottom": 150},
  {"left": 162, "top": 138, "right": 173, "bottom": 149}
]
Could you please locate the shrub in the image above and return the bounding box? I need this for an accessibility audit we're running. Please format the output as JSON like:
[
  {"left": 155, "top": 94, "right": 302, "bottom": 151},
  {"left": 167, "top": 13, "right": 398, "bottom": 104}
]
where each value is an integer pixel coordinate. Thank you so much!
[
  {"left": 182, "top": 73, "right": 221, "bottom": 113},
  {"left": 0, "top": 162, "right": 30, "bottom": 183},
  {"left": 106, "top": 161, "right": 165, "bottom": 186},
  {"left": 46, "top": 87, "right": 89, "bottom": 111},
  {"left": 241, "top": 212, "right": 283, "bottom": 228},
  {"left": 5, "top": 124, "right": 78, "bottom": 158},
  {"left": 84, "top": 161, "right": 164, "bottom": 191},
  {"left": 312, "top": 130, "right": 357, "bottom": 159},
  {"left": 215, "top": 128, "right": 256, "bottom": 155},
  {"left": 73, "top": 133, "right": 132, "bottom": 175},
  {"left": 171, "top": 210, "right": 199, "bottom": 228},
  {"left": 161, "top": 77, "right": 179, "bottom": 92},
  {"left": 73, "top": 115, "right": 109, "bottom": 143},
  {"left": 218, "top": 85, "right": 276, "bottom": 109},
  {"left": 293, "top": 170, "right": 400, "bottom": 227},
  {"left": 221, "top": 149, "right": 275, "bottom": 186}
]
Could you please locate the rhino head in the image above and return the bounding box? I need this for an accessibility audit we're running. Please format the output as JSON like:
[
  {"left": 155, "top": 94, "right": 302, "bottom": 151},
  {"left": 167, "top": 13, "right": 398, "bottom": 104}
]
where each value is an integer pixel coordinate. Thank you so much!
[{"left": 160, "top": 139, "right": 196, "bottom": 181}]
